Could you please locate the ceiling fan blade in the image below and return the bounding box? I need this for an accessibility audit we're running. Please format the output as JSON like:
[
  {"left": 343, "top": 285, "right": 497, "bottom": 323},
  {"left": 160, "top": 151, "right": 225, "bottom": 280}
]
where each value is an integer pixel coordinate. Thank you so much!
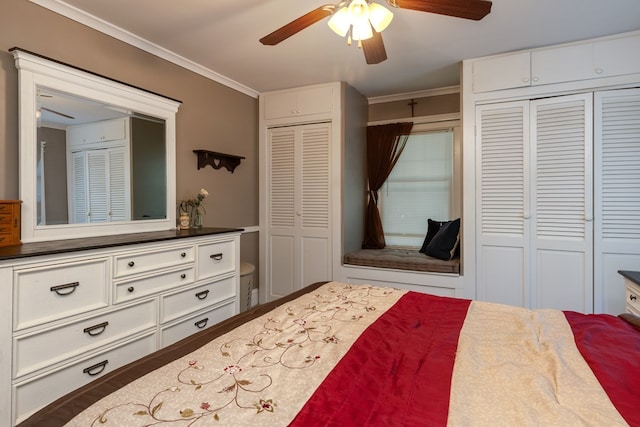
[
  {"left": 362, "top": 30, "right": 387, "bottom": 65},
  {"left": 260, "top": 5, "right": 336, "bottom": 45},
  {"left": 387, "top": 0, "right": 492, "bottom": 20},
  {"left": 41, "top": 107, "right": 75, "bottom": 120}
]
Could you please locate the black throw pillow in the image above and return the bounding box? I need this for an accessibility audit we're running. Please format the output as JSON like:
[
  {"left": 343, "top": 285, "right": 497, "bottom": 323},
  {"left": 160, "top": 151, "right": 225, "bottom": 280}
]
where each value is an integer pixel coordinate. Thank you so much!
[
  {"left": 419, "top": 219, "right": 444, "bottom": 254},
  {"left": 424, "top": 218, "right": 461, "bottom": 261}
]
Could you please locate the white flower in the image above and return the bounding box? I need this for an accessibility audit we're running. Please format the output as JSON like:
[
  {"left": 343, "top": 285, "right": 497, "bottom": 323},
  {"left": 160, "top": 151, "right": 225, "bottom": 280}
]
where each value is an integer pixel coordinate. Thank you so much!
[{"left": 200, "top": 188, "right": 209, "bottom": 197}]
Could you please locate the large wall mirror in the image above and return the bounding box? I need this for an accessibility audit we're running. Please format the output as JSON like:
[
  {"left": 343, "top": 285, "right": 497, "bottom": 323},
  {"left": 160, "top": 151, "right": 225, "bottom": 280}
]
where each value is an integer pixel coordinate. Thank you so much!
[{"left": 12, "top": 48, "right": 181, "bottom": 242}]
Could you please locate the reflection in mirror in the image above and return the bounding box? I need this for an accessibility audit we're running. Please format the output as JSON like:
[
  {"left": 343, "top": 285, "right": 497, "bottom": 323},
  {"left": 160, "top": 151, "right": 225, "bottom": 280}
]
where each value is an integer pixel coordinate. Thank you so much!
[
  {"left": 13, "top": 47, "right": 180, "bottom": 242},
  {"left": 36, "top": 88, "right": 166, "bottom": 226}
]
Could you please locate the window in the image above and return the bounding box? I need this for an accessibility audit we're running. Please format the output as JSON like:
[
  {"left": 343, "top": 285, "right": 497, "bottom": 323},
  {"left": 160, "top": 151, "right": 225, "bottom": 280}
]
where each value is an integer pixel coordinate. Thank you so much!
[{"left": 379, "top": 123, "right": 460, "bottom": 247}]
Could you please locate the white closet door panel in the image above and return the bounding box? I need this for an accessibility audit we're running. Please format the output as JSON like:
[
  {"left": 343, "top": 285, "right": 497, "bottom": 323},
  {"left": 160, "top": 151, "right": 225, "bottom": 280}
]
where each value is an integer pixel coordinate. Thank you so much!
[
  {"left": 301, "top": 123, "right": 331, "bottom": 230},
  {"left": 72, "top": 152, "right": 88, "bottom": 223},
  {"left": 531, "top": 93, "right": 593, "bottom": 312},
  {"left": 477, "top": 102, "right": 530, "bottom": 240},
  {"left": 476, "top": 102, "right": 530, "bottom": 306},
  {"left": 268, "top": 128, "right": 296, "bottom": 229},
  {"left": 268, "top": 235, "right": 295, "bottom": 300},
  {"left": 87, "top": 150, "right": 109, "bottom": 223},
  {"left": 532, "top": 96, "right": 592, "bottom": 241},
  {"left": 109, "top": 148, "right": 128, "bottom": 222},
  {"left": 598, "top": 90, "right": 640, "bottom": 240},
  {"left": 480, "top": 245, "right": 526, "bottom": 307},
  {"left": 302, "top": 236, "right": 330, "bottom": 286},
  {"left": 536, "top": 250, "right": 588, "bottom": 312},
  {"left": 594, "top": 88, "right": 640, "bottom": 314}
]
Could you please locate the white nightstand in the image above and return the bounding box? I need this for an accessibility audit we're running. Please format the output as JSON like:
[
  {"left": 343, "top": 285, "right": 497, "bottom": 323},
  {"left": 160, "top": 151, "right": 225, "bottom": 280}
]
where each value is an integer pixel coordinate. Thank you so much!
[{"left": 619, "top": 270, "right": 640, "bottom": 315}]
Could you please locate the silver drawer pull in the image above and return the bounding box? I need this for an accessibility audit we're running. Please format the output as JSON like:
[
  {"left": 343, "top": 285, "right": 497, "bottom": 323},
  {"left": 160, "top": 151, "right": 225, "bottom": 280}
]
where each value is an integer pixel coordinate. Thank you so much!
[
  {"left": 50, "top": 282, "right": 79, "bottom": 296},
  {"left": 83, "top": 321, "right": 109, "bottom": 336},
  {"left": 195, "top": 290, "right": 210, "bottom": 300},
  {"left": 210, "top": 253, "right": 223, "bottom": 261},
  {"left": 83, "top": 360, "right": 108, "bottom": 376},
  {"left": 194, "top": 318, "right": 209, "bottom": 329}
]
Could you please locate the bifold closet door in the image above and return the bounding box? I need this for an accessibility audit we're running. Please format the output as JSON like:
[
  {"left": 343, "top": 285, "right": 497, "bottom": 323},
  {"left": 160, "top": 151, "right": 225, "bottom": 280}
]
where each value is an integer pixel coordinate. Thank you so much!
[
  {"left": 594, "top": 88, "right": 640, "bottom": 314},
  {"left": 266, "top": 122, "right": 332, "bottom": 301},
  {"left": 530, "top": 93, "right": 593, "bottom": 312},
  {"left": 477, "top": 93, "right": 593, "bottom": 311},
  {"left": 476, "top": 101, "right": 530, "bottom": 308}
]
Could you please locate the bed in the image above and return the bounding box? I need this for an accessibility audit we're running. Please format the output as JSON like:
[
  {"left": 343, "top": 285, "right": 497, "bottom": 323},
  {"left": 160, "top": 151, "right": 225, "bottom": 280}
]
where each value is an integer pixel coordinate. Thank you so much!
[{"left": 19, "top": 281, "right": 640, "bottom": 426}]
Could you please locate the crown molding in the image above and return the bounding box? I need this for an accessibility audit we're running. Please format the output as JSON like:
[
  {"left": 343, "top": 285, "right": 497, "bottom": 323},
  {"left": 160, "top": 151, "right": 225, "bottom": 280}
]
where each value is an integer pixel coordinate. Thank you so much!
[
  {"left": 29, "top": 0, "right": 260, "bottom": 98},
  {"left": 368, "top": 85, "right": 460, "bottom": 104}
]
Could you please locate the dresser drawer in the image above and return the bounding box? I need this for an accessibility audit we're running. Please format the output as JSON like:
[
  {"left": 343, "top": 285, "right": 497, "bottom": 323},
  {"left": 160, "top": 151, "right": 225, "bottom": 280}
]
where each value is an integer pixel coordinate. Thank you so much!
[
  {"left": 626, "top": 283, "right": 640, "bottom": 313},
  {"left": 161, "top": 276, "right": 236, "bottom": 323},
  {"left": 114, "top": 244, "right": 194, "bottom": 278},
  {"left": 197, "top": 239, "right": 236, "bottom": 280},
  {"left": 13, "top": 331, "right": 156, "bottom": 424},
  {"left": 14, "top": 259, "right": 109, "bottom": 330},
  {"left": 114, "top": 265, "right": 194, "bottom": 304},
  {"left": 160, "top": 302, "right": 236, "bottom": 348},
  {"left": 14, "top": 299, "right": 156, "bottom": 378}
]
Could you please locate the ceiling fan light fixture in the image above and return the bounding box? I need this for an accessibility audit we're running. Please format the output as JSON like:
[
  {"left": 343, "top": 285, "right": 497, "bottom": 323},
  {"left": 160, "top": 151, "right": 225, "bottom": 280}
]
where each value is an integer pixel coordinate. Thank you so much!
[
  {"left": 352, "top": 20, "right": 373, "bottom": 40},
  {"left": 328, "top": 7, "right": 351, "bottom": 37},
  {"left": 368, "top": 3, "right": 393, "bottom": 32},
  {"left": 348, "top": 0, "right": 370, "bottom": 22}
]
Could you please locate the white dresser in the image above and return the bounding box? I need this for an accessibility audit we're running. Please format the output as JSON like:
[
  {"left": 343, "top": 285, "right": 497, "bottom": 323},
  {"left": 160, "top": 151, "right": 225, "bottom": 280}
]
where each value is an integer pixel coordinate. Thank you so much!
[
  {"left": 0, "top": 228, "right": 241, "bottom": 426},
  {"left": 619, "top": 270, "right": 640, "bottom": 316}
]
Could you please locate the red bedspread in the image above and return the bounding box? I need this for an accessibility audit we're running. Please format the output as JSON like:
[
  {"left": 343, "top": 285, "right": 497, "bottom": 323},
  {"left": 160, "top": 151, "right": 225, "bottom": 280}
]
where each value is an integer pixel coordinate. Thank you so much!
[
  {"left": 565, "top": 311, "right": 640, "bottom": 426},
  {"left": 292, "top": 292, "right": 471, "bottom": 426}
]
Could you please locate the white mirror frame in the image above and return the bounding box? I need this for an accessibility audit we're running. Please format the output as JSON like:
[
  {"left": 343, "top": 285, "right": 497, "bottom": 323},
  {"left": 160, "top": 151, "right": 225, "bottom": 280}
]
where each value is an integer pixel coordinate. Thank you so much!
[{"left": 12, "top": 48, "right": 181, "bottom": 242}]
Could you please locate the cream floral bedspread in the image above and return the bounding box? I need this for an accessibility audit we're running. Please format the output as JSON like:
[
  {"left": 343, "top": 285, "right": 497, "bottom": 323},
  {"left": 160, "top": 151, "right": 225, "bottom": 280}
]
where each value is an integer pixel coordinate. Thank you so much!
[
  {"left": 62, "top": 282, "right": 633, "bottom": 426},
  {"left": 66, "top": 283, "right": 406, "bottom": 426}
]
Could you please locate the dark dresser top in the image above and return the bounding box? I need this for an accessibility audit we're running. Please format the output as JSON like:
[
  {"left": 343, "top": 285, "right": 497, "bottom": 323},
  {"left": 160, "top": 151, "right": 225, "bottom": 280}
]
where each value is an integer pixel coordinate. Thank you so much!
[
  {"left": 0, "top": 227, "right": 242, "bottom": 261},
  {"left": 619, "top": 270, "right": 640, "bottom": 286}
]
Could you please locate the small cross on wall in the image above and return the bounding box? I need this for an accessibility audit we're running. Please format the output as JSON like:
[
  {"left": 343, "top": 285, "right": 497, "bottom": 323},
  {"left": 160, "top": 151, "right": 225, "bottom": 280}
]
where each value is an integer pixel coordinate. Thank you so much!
[{"left": 408, "top": 99, "right": 417, "bottom": 117}]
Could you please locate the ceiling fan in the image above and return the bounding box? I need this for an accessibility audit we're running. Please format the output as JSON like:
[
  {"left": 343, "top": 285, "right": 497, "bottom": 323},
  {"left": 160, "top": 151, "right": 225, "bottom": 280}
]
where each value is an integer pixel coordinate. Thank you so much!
[
  {"left": 259, "top": 0, "right": 492, "bottom": 64},
  {"left": 38, "top": 93, "right": 76, "bottom": 120}
]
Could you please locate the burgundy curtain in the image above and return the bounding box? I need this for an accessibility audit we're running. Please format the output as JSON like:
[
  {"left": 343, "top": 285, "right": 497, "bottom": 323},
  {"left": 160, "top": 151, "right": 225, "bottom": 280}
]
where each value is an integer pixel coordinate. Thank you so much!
[{"left": 362, "top": 122, "right": 413, "bottom": 249}]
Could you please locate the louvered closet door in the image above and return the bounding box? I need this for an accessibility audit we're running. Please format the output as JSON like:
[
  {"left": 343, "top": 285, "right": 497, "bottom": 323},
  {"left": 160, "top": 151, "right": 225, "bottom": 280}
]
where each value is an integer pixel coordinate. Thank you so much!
[
  {"left": 595, "top": 88, "right": 640, "bottom": 314},
  {"left": 71, "top": 151, "right": 88, "bottom": 223},
  {"left": 87, "top": 150, "right": 109, "bottom": 223},
  {"left": 476, "top": 101, "right": 530, "bottom": 307},
  {"left": 299, "top": 123, "right": 331, "bottom": 290},
  {"left": 266, "top": 122, "right": 331, "bottom": 300},
  {"left": 530, "top": 93, "right": 593, "bottom": 312},
  {"left": 108, "top": 147, "right": 130, "bottom": 222},
  {"left": 267, "top": 126, "right": 296, "bottom": 299}
]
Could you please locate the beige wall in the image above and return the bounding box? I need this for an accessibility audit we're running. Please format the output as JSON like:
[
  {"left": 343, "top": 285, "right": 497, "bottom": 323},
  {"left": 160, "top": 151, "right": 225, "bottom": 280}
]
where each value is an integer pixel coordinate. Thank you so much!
[
  {"left": 368, "top": 92, "right": 460, "bottom": 121},
  {"left": 0, "top": 0, "right": 259, "bottom": 272}
]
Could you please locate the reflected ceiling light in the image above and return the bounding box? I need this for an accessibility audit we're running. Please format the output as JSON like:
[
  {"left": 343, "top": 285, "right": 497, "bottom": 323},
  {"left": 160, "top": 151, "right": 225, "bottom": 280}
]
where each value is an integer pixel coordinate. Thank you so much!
[{"left": 328, "top": 0, "right": 393, "bottom": 45}]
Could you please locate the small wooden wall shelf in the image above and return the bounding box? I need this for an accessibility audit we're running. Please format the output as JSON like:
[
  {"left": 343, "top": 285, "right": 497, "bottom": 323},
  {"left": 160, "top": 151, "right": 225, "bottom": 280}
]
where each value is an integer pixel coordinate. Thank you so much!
[{"left": 193, "top": 150, "right": 245, "bottom": 173}]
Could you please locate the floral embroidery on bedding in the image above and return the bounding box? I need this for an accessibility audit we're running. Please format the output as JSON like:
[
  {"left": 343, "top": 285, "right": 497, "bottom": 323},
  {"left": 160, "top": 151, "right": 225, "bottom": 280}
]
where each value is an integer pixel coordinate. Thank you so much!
[{"left": 80, "top": 284, "right": 402, "bottom": 426}]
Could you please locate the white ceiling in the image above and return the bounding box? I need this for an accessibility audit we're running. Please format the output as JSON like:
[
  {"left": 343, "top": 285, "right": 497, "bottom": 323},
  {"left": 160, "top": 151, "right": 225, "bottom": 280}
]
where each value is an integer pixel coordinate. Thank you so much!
[{"left": 33, "top": 0, "right": 640, "bottom": 99}]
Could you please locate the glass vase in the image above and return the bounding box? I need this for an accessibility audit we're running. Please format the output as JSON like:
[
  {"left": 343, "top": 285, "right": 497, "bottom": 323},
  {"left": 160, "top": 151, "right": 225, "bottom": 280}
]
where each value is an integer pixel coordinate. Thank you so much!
[{"left": 192, "top": 209, "right": 203, "bottom": 228}]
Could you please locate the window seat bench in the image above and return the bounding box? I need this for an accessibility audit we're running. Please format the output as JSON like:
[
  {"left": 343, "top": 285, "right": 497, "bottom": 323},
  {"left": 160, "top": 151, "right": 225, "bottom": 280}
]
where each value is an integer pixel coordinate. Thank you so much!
[{"left": 343, "top": 247, "right": 460, "bottom": 275}]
